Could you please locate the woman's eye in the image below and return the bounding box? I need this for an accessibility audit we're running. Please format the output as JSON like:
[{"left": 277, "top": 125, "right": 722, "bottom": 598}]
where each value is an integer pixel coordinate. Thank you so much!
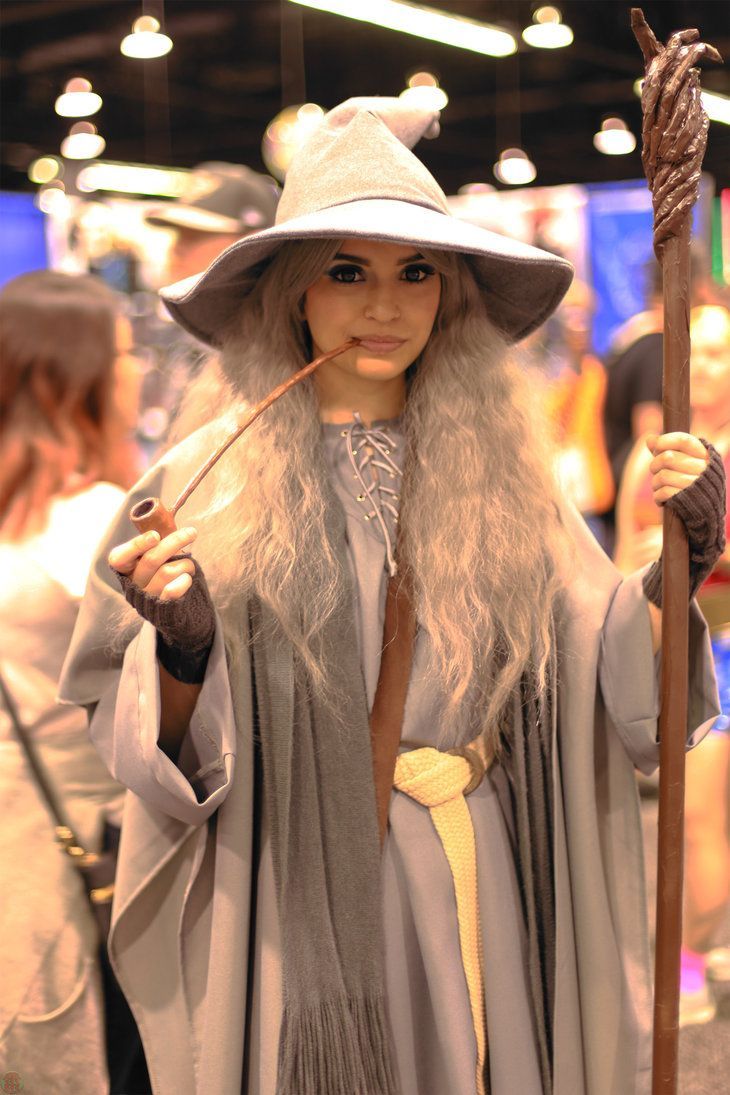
[
  {"left": 402, "top": 264, "right": 436, "bottom": 283},
  {"left": 328, "top": 265, "right": 364, "bottom": 284}
]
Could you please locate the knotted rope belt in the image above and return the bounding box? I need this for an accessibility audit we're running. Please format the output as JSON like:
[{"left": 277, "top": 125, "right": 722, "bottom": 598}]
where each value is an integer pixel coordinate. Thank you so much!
[
  {"left": 370, "top": 565, "right": 493, "bottom": 1093},
  {"left": 393, "top": 744, "right": 490, "bottom": 1095}
]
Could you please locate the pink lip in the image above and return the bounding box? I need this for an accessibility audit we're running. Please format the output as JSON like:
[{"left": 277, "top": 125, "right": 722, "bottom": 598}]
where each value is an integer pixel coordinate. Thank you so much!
[{"left": 354, "top": 337, "right": 406, "bottom": 352}]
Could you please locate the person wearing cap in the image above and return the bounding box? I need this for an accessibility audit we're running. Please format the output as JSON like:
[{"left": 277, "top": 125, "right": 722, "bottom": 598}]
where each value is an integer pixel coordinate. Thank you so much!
[
  {"left": 146, "top": 161, "right": 280, "bottom": 284},
  {"left": 135, "top": 163, "right": 280, "bottom": 455},
  {"left": 59, "top": 99, "right": 722, "bottom": 1095}
]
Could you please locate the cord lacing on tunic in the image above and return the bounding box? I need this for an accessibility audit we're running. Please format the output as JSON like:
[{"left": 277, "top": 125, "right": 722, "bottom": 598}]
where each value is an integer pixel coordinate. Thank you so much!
[{"left": 341, "top": 413, "right": 403, "bottom": 577}]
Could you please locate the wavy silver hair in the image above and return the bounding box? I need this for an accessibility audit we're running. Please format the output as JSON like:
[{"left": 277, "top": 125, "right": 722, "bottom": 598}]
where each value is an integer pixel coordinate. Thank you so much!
[{"left": 169, "top": 239, "right": 570, "bottom": 750}]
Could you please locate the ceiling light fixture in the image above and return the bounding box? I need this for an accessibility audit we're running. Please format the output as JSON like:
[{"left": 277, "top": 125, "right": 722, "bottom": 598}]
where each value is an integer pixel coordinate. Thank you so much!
[
  {"left": 37, "top": 182, "right": 70, "bottom": 216},
  {"left": 262, "top": 103, "right": 326, "bottom": 180},
  {"left": 522, "top": 6, "right": 573, "bottom": 49},
  {"left": 634, "top": 78, "right": 730, "bottom": 126},
  {"left": 77, "top": 162, "right": 190, "bottom": 197},
  {"left": 493, "top": 147, "right": 537, "bottom": 186},
  {"left": 458, "top": 183, "right": 495, "bottom": 195},
  {"left": 593, "top": 117, "right": 636, "bottom": 155},
  {"left": 28, "top": 156, "right": 63, "bottom": 184},
  {"left": 60, "top": 122, "right": 106, "bottom": 160},
  {"left": 55, "top": 77, "right": 102, "bottom": 118},
  {"left": 399, "top": 72, "right": 449, "bottom": 112},
  {"left": 120, "top": 16, "right": 173, "bottom": 59},
  {"left": 289, "top": 0, "right": 516, "bottom": 58}
]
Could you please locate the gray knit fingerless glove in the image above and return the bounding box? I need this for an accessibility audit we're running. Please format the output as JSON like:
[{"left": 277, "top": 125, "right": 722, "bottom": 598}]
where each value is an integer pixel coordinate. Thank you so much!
[
  {"left": 642, "top": 441, "right": 726, "bottom": 608},
  {"left": 114, "top": 558, "right": 216, "bottom": 683}
]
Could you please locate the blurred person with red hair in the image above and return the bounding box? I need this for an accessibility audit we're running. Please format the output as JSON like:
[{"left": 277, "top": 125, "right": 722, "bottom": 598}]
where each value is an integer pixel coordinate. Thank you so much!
[{"left": 0, "top": 271, "right": 147, "bottom": 1092}]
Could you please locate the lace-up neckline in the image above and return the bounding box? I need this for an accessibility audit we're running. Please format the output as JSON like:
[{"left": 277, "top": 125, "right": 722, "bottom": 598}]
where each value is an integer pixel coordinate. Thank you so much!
[{"left": 322, "top": 413, "right": 403, "bottom": 576}]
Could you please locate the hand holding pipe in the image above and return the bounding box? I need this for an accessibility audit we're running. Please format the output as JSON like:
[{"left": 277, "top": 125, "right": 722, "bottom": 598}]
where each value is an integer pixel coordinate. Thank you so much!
[{"left": 129, "top": 338, "right": 360, "bottom": 538}]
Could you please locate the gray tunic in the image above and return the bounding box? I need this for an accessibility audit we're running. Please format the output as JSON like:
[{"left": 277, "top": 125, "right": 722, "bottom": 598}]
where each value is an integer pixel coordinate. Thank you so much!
[
  {"left": 343, "top": 418, "right": 543, "bottom": 1093},
  {"left": 246, "top": 418, "right": 541, "bottom": 1094}
]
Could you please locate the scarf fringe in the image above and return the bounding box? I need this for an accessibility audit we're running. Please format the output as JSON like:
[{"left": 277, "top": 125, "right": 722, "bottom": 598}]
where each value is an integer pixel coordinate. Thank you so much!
[{"left": 277, "top": 993, "right": 399, "bottom": 1095}]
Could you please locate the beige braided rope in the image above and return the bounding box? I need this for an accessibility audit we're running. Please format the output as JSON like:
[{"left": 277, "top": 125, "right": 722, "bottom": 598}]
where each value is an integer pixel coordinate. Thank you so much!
[{"left": 393, "top": 747, "right": 488, "bottom": 1095}]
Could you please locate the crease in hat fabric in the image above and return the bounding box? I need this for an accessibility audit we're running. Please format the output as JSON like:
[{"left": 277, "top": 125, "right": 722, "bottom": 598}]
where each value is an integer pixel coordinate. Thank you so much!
[{"left": 275, "top": 109, "right": 450, "bottom": 223}]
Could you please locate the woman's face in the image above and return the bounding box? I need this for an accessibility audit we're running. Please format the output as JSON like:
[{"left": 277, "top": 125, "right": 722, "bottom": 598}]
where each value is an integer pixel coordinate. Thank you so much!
[{"left": 303, "top": 238, "right": 441, "bottom": 387}]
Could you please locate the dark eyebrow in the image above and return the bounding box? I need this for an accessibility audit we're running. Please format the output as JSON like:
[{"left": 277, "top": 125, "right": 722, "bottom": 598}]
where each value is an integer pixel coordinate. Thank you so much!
[{"left": 333, "top": 251, "right": 424, "bottom": 266}]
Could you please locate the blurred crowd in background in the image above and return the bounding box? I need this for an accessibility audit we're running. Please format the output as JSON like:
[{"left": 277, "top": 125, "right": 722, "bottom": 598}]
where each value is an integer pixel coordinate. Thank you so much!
[{"left": 1, "top": 149, "right": 729, "bottom": 1091}]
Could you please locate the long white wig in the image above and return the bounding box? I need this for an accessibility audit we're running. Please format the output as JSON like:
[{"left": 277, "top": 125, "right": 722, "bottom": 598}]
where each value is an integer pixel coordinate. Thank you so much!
[{"left": 169, "top": 239, "right": 570, "bottom": 750}]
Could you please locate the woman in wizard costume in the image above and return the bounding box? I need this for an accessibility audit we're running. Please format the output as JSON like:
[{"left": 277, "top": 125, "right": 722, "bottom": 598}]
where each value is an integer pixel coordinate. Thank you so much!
[{"left": 59, "top": 99, "right": 724, "bottom": 1095}]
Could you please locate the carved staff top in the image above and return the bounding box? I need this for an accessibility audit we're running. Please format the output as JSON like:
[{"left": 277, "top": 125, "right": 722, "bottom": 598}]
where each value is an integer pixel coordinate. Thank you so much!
[
  {"left": 630, "top": 13, "right": 722, "bottom": 1094},
  {"left": 631, "top": 8, "right": 721, "bottom": 257}
]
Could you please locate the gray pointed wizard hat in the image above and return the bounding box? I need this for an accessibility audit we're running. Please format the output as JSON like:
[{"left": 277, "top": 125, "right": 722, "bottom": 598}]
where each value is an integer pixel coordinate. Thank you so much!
[{"left": 160, "top": 97, "right": 573, "bottom": 345}]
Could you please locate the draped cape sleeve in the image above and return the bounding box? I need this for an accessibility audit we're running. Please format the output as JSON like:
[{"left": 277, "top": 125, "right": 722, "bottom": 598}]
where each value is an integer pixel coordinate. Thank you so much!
[
  {"left": 58, "top": 420, "right": 240, "bottom": 823},
  {"left": 56, "top": 431, "right": 721, "bottom": 1095}
]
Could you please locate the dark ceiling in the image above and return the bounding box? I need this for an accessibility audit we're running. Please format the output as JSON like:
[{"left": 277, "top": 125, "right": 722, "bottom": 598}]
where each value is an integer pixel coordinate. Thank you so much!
[{"left": 2, "top": 0, "right": 729, "bottom": 197}]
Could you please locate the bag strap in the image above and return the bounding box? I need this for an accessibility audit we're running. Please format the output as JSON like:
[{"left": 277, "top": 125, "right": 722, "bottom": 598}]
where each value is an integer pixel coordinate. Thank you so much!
[
  {"left": 0, "top": 668, "right": 94, "bottom": 862},
  {"left": 369, "top": 569, "right": 417, "bottom": 845}
]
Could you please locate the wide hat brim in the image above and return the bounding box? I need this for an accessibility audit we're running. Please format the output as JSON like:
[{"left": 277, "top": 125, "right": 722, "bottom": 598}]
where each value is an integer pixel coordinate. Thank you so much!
[{"left": 160, "top": 197, "right": 573, "bottom": 346}]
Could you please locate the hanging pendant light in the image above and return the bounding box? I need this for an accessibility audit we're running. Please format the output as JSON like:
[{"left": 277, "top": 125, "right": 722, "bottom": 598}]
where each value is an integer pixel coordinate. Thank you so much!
[
  {"left": 36, "top": 181, "right": 70, "bottom": 216},
  {"left": 61, "top": 122, "right": 106, "bottom": 160},
  {"left": 262, "top": 103, "right": 326, "bottom": 180},
  {"left": 593, "top": 117, "right": 637, "bottom": 155},
  {"left": 55, "top": 78, "right": 102, "bottom": 118},
  {"left": 121, "top": 16, "right": 173, "bottom": 59},
  {"left": 522, "top": 6, "right": 573, "bottom": 49},
  {"left": 28, "top": 157, "right": 63, "bottom": 184},
  {"left": 399, "top": 71, "right": 449, "bottom": 111},
  {"left": 493, "top": 148, "right": 536, "bottom": 186}
]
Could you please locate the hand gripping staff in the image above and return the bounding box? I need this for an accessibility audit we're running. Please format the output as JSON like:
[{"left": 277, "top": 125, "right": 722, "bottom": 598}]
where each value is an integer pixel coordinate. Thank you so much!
[
  {"left": 129, "top": 339, "right": 360, "bottom": 537},
  {"left": 630, "top": 11, "right": 722, "bottom": 1094}
]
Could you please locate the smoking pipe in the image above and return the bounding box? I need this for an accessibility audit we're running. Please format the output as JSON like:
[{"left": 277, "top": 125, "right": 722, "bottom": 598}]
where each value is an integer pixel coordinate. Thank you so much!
[{"left": 129, "top": 338, "right": 360, "bottom": 538}]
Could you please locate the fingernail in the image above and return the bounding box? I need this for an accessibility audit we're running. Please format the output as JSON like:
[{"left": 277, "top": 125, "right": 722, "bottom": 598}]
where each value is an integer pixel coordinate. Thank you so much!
[
  {"left": 146, "top": 531, "right": 161, "bottom": 543},
  {"left": 184, "top": 526, "right": 198, "bottom": 537}
]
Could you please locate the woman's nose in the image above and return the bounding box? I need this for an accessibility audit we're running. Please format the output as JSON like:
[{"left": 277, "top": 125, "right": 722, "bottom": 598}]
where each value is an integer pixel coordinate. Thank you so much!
[{"left": 363, "top": 284, "right": 401, "bottom": 322}]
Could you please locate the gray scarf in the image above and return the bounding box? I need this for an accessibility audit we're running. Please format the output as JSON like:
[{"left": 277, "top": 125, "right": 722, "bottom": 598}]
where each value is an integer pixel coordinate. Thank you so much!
[{"left": 250, "top": 487, "right": 556, "bottom": 1094}]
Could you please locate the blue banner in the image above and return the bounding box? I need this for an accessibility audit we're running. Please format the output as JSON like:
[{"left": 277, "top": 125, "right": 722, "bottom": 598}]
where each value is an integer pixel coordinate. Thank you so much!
[{"left": 0, "top": 192, "right": 48, "bottom": 287}]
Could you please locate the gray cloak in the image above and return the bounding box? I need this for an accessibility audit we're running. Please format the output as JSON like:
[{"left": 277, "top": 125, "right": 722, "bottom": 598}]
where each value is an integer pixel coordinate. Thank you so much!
[{"left": 58, "top": 419, "right": 719, "bottom": 1095}]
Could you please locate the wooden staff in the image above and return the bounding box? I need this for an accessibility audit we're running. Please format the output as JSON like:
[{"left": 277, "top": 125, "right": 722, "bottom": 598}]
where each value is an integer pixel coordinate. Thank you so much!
[
  {"left": 630, "top": 11, "right": 721, "bottom": 1093},
  {"left": 129, "top": 338, "right": 359, "bottom": 537}
]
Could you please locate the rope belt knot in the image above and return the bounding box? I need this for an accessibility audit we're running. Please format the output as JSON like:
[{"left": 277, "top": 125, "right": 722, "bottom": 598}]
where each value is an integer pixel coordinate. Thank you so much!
[{"left": 393, "top": 745, "right": 489, "bottom": 1095}]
